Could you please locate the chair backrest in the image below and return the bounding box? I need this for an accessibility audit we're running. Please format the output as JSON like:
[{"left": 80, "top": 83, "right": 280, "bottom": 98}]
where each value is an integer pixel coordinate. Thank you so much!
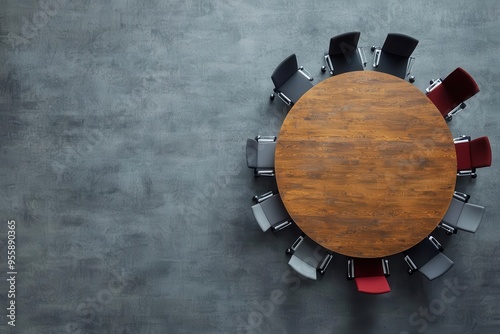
[
  {"left": 271, "top": 54, "right": 298, "bottom": 89},
  {"left": 442, "top": 67, "right": 480, "bottom": 103},
  {"left": 381, "top": 33, "right": 419, "bottom": 57},
  {"left": 457, "top": 203, "right": 485, "bottom": 233},
  {"left": 418, "top": 252, "right": 454, "bottom": 281},
  {"left": 328, "top": 31, "right": 360, "bottom": 56},
  {"left": 469, "top": 136, "right": 492, "bottom": 169},
  {"left": 246, "top": 138, "right": 258, "bottom": 168}
]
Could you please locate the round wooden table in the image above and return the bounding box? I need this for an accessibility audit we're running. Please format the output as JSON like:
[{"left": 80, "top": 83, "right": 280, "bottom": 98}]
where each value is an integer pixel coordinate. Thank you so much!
[{"left": 275, "top": 71, "right": 457, "bottom": 258}]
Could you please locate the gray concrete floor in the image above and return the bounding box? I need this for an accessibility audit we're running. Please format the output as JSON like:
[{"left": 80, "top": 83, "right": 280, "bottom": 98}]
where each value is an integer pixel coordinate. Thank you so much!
[{"left": 1, "top": 1, "right": 499, "bottom": 333}]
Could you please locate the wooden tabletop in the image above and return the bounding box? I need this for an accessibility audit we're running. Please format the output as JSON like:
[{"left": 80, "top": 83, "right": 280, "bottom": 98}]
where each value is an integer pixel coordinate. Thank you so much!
[{"left": 275, "top": 71, "right": 457, "bottom": 258}]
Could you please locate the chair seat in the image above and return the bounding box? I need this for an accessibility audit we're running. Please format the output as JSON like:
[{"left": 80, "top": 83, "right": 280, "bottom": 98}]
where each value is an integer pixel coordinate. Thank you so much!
[
  {"left": 355, "top": 276, "right": 391, "bottom": 294},
  {"left": 279, "top": 71, "right": 313, "bottom": 104},
  {"left": 456, "top": 203, "right": 485, "bottom": 233},
  {"left": 329, "top": 52, "right": 364, "bottom": 75},
  {"left": 455, "top": 141, "right": 472, "bottom": 170},
  {"left": 427, "top": 83, "right": 457, "bottom": 116},
  {"left": 442, "top": 198, "right": 465, "bottom": 226},
  {"left": 257, "top": 141, "right": 276, "bottom": 168},
  {"left": 376, "top": 52, "right": 408, "bottom": 79}
]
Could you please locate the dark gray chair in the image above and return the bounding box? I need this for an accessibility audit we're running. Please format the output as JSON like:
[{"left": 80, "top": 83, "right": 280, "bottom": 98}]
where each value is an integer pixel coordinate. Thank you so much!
[
  {"left": 251, "top": 191, "right": 292, "bottom": 232},
  {"left": 371, "top": 33, "right": 419, "bottom": 82},
  {"left": 439, "top": 191, "right": 485, "bottom": 234},
  {"left": 270, "top": 54, "right": 313, "bottom": 106},
  {"left": 246, "top": 136, "right": 277, "bottom": 177},
  {"left": 321, "top": 31, "right": 367, "bottom": 76},
  {"left": 286, "top": 235, "right": 333, "bottom": 280},
  {"left": 404, "top": 236, "right": 454, "bottom": 281}
]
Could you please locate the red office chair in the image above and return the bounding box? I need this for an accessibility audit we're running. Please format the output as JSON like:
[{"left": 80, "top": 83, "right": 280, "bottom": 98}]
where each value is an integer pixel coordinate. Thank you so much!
[
  {"left": 426, "top": 67, "right": 480, "bottom": 122},
  {"left": 454, "top": 135, "right": 492, "bottom": 178},
  {"left": 347, "top": 258, "right": 391, "bottom": 294}
]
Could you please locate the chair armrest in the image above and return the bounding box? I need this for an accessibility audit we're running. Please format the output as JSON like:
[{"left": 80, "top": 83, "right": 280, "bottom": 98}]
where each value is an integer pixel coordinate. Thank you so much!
[
  {"left": 272, "top": 219, "right": 292, "bottom": 232},
  {"left": 382, "top": 259, "right": 390, "bottom": 276},
  {"left": 406, "top": 56, "right": 416, "bottom": 76},
  {"left": 255, "top": 169, "right": 275, "bottom": 177},
  {"left": 404, "top": 255, "right": 417, "bottom": 274},
  {"left": 277, "top": 92, "right": 292, "bottom": 106},
  {"left": 453, "top": 191, "right": 470, "bottom": 203},
  {"left": 347, "top": 259, "right": 354, "bottom": 279},
  {"left": 438, "top": 222, "right": 457, "bottom": 235},
  {"left": 448, "top": 103, "right": 467, "bottom": 118},
  {"left": 457, "top": 170, "right": 474, "bottom": 177},
  {"left": 453, "top": 135, "right": 471, "bottom": 143},
  {"left": 254, "top": 191, "right": 274, "bottom": 203},
  {"left": 425, "top": 78, "right": 442, "bottom": 93},
  {"left": 358, "top": 47, "right": 367, "bottom": 67},
  {"left": 429, "top": 236, "right": 444, "bottom": 252},
  {"left": 318, "top": 253, "right": 333, "bottom": 275},
  {"left": 287, "top": 235, "right": 304, "bottom": 255},
  {"left": 298, "top": 66, "right": 313, "bottom": 81},
  {"left": 256, "top": 135, "right": 277, "bottom": 142},
  {"left": 324, "top": 54, "right": 334, "bottom": 75},
  {"left": 372, "top": 48, "right": 381, "bottom": 67}
]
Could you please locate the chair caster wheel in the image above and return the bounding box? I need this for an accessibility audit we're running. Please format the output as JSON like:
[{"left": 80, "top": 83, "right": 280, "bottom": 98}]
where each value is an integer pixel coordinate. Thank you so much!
[
  {"left": 430, "top": 80, "right": 434, "bottom": 85},
  {"left": 252, "top": 195, "right": 259, "bottom": 202},
  {"left": 445, "top": 115, "right": 452, "bottom": 122},
  {"left": 286, "top": 248, "right": 293, "bottom": 255},
  {"left": 371, "top": 46, "right": 376, "bottom": 52},
  {"left": 270, "top": 94, "right": 275, "bottom": 101},
  {"left": 409, "top": 76, "right": 415, "bottom": 83},
  {"left": 471, "top": 174, "right": 477, "bottom": 179},
  {"left": 329, "top": 71, "right": 334, "bottom": 75},
  {"left": 321, "top": 66, "right": 326, "bottom": 73}
]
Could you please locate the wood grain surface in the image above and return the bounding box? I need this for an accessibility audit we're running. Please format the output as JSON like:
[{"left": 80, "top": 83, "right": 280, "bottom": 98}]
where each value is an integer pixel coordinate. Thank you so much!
[{"left": 275, "top": 71, "right": 457, "bottom": 258}]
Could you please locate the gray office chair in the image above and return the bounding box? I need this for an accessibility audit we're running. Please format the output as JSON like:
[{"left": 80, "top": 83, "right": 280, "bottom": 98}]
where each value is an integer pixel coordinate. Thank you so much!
[
  {"left": 439, "top": 191, "right": 485, "bottom": 234},
  {"left": 251, "top": 191, "right": 293, "bottom": 232},
  {"left": 246, "top": 136, "right": 277, "bottom": 177},
  {"left": 371, "top": 33, "right": 419, "bottom": 82},
  {"left": 286, "top": 235, "right": 333, "bottom": 280},
  {"left": 321, "top": 31, "right": 367, "bottom": 76},
  {"left": 270, "top": 54, "right": 314, "bottom": 106},
  {"left": 404, "top": 236, "right": 454, "bottom": 281}
]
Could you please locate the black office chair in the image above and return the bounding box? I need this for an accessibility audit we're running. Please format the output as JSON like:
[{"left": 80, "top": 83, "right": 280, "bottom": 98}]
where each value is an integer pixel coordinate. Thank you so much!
[
  {"left": 286, "top": 235, "right": 333, "bottom": 280},
  {"left": 439, "top": 191, "right": 485, "bottom": 234},
  {"left": 246, "top": 136, "right": 277, "bottom": 177},
  {"left": 251, "top": 191, "right": 293, "bottom": 233},
  {"left": 371, "top": 33, "right": 419, "bottom": 82},
  {"left": 321, "top": 31, "right": 367, "bottom": 76},
  {"left": 270, "top": 54, "right": 314, "bottom": 106},
  {"left": 403, "top": 236, "right": 454, "bottom": 281}
]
